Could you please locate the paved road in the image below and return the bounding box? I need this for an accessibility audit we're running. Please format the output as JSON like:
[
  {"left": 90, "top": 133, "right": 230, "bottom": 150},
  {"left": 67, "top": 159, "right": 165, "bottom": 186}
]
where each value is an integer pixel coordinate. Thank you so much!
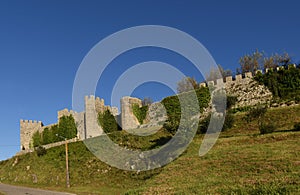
[{"left": 0, "top": 183, "right": 76, "bottom": 195}]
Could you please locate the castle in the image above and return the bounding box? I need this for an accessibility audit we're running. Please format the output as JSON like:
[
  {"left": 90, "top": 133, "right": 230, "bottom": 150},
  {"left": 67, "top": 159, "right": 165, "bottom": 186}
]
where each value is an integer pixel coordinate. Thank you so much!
[
  {"left": 20, "top": 69, "right": 282, "bottom": 151},
  {"left": 20, "top": 95, "right": 148, "bottom": 151}
]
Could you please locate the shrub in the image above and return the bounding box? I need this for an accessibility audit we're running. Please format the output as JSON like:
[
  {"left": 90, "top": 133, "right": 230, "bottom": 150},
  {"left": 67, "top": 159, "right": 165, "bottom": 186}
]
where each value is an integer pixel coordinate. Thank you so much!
[
  {"left": 259, "top": 123, "right": 275, "bottom": 134},
  {"left": 36, "top": 146, "right": 47, "bottom": 157},
  {"left": 231, "top": 106, "right": 251, "bottom": 113},
  {"left": 294, "top": 122, "right": 300, "bottom": 131},
  {"left": 223, "top": 112, "right": 234, "bottom": 131},
  {"left": 198, "top": 115, "right": 210, "bottom": 134},
  {"left": 244, "top": 105, "right": 267, "bottom": 125}
]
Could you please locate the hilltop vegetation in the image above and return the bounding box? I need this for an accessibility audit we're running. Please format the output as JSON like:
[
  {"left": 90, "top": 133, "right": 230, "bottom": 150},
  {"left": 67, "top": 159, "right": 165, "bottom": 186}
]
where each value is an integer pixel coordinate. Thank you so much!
[
  {"left": 255, "top": 66, "right": 300, "bottom": 102},
  {"left": 0, "top": 105, "right": 300, "bottom": 194},
  {"left": 2, "top": 51, "right": 300, "bottom": 194}
]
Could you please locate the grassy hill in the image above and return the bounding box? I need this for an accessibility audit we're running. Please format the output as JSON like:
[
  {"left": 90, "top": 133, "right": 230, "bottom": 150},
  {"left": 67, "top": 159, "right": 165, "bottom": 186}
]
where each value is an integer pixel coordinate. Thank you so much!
[{"left": 0, "top": 105, "right": 300, "bottom": 194}]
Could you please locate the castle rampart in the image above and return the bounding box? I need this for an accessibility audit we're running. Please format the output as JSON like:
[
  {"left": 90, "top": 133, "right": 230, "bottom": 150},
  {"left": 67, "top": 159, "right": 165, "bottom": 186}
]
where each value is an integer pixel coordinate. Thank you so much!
[
  {"left": 199, "top": 71, "right": 272, "bottom": 108},
  {"left": 21, "top": 65, "right": 299, "bottom": 151}
]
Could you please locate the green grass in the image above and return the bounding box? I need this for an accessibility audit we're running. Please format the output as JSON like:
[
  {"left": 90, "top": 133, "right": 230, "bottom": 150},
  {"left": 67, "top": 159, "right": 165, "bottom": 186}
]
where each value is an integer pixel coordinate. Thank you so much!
[{"left": 1, "top": 105, "right": 300, "bottom": 194}]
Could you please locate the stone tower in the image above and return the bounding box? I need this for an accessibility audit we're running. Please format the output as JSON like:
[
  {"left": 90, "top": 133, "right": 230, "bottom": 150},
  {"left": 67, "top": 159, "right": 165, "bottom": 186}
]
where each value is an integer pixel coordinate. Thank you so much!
[
  {"left": 20, "top": 120, "right": 43, "bottom": 150},
  {"left": 84, "top": 95, "right": 104, "bottom": 138},
  {"left": 120, "top": 96, "right": 142, "bottom": 130}
]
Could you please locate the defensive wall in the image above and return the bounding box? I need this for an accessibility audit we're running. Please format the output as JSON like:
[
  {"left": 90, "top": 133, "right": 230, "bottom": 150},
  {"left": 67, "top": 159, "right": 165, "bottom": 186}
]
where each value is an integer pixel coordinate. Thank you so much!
[{"left": 20, "top": 65, "right": 299, "bottom": 151}]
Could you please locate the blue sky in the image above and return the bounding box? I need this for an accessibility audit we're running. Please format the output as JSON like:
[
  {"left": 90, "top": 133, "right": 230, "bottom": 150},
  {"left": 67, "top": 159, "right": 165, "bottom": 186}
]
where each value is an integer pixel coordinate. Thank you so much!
[{"left": 0, "top": 0, "right": 299, "bottom": 160}]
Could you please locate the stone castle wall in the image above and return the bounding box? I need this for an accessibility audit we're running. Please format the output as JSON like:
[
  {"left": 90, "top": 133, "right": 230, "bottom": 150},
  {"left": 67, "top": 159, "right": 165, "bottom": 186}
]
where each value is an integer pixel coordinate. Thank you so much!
[
  {"left": 200, "top": 71, "right": 273, "bottom": 108},
  {"left": 21, "top": 66, "right": 298, "bottom": 151},
  {"left": 20, "top": 95, "right": 119, "bottom": 150}
]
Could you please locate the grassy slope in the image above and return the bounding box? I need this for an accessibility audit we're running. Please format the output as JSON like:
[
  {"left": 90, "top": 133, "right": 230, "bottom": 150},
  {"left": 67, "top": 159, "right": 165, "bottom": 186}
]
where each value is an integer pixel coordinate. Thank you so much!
[{"left": 0, "top": 106, "right": 300, "bottom": 194}]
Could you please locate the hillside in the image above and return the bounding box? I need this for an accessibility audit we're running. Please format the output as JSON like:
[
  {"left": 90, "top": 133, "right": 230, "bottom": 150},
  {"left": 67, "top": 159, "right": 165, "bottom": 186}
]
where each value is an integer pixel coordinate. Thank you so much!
[{"left": 0, "top": 105, "right": 300, "bottom": 194}]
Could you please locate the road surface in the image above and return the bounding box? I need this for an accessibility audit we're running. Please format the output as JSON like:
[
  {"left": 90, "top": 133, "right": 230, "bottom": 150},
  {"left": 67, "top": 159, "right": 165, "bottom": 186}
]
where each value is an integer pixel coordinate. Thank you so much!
[{"left": 0, "top": 183, "right": 76, "bottom": 195}]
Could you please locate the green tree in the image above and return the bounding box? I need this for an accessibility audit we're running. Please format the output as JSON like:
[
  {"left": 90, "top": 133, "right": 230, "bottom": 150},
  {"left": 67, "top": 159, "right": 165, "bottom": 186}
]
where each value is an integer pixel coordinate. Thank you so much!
[
  {"left": 32, "top": 131, "right": 42, "bottom": 147},
  {"left": 58, "top": 115, "right": 77, "bottom": 139},
  {"left": 50, "top": 124, "right": 60, "bottom": 142},
  {"left": 42, "top": 127, "right": 52, "bottom": 145},
  {"left": 98, "top": 110, "right": 119, "bottom": 133}
]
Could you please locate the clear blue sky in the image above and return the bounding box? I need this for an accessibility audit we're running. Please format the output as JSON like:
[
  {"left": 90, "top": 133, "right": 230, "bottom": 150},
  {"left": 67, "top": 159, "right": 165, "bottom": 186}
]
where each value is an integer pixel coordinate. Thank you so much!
[{"left": 0, "top": 0, "right": 299, "bottom": 160}]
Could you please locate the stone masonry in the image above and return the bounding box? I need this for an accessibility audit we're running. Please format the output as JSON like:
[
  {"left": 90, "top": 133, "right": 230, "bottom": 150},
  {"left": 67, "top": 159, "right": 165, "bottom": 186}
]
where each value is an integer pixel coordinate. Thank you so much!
[{"left": 199, "top": 71, "right": 273, "bottom": 108}]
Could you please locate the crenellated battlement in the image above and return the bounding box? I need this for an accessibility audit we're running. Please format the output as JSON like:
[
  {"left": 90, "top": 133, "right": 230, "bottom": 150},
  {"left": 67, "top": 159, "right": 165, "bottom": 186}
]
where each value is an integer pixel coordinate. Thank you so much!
[
  {"left": 200, "top": 71, "right": 254, "bottom": 87},
  {"left": 200, "top": 64, "right": 299, "bottom": 88},
  {"left": 20, "top": 119, "right": 43, "bottom": 126},
  {"left": 20, "top": 119, "right": 44, "bottom": 151},
  {"left": 57, "top": 108, "right": 77, "bottom": 120}
]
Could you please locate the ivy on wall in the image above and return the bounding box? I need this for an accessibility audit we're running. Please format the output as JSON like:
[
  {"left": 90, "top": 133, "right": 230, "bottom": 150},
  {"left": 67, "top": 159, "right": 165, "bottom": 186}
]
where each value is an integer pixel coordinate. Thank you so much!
[{"left": 132, "top": 104, "right": 148, "bottom": 124}]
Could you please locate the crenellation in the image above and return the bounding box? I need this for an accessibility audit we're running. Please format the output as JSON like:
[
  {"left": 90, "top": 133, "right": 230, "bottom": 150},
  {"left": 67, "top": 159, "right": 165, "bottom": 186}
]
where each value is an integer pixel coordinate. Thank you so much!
[
  {"left": 245, "top": 72, "right": 252, "bottom": 78},
  {"left": 235, "top": 74, "right": 242, "bottom": 81},
  {"left": 225, "top": 76, "right": 233, "bottom": 82}
]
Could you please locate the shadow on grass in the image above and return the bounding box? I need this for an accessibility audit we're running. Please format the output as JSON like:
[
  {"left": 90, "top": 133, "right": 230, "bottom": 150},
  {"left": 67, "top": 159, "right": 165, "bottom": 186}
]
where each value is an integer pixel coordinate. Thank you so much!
[{"left": 149, "top": 136, "right": 172, "bottom": 149}]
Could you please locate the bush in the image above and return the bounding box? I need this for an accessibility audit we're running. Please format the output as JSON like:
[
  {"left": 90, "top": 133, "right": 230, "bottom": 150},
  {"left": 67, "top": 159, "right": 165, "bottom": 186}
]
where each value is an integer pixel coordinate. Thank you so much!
[
  {"left": 36, "top": 146, "right": 47, "bottom": 157},
  {"left": 244, "top": 105, "right": 267, "bottom": 124},
  {"left": 294, "top": 122, "right": 300, "bottom": 131},
  {"left": 231, "top": 106, "right": 251, "bottom": 113},
  {"left": 259, "top": 123, "right": 275, "bottom": 134},
  {"left": 223, "top": 112, "right": 234, "bottom": 131}
]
